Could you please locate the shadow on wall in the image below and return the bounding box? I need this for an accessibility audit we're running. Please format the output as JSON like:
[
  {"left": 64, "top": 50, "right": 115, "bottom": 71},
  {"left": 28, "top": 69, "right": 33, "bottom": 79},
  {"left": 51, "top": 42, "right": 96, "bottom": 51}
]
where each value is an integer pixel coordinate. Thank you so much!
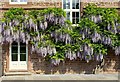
[
  {"left": 31, "top": 56, "right": 99, "bottom": 74},
  {"left": 103, "top": 49, "right": 120, "bottom": 73},
  {"left": 31, "top": 49, "right": 119, "bottom": 74}
]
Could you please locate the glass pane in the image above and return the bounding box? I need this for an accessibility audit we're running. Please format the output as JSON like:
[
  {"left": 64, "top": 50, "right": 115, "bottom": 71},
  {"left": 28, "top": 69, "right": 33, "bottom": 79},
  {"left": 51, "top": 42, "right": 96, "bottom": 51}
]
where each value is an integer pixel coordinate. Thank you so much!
[
  {"left": 20, "top": 42, "right": 26, "bottom": 53},
  {"left": 20, "top": 53, "right": 26, "bottom": 61},
  {"left": 63, "top": 0, "right": 66, "bottom": 9},
  {"left": 72, "top": 18, "right": 75, "bottom": 24},
  {"left": 66, "top": 12, "right": 70, "bottom": 20},
  {"left": 76, "top": 12, "right": 79, "bottom": 23},
  {"left": 72, "top": 0, "right": 75, "bottom": 9},
  {"left": 72, "top": 12, "right": 79, "bottom": 24},
  {"left": 66, "top": 0, "right": 70, "bottom": 9},
  {"left": 20, "top": 46, "right": 26, "bottom": 53},
  {"left": 72, "top": 12, "right": 76, "bottom": 24},
  {"left": 12, "top": 53, "right": 18, "bottom": 61},
  {"left": 72, "top": 12, "right": 75, "bottom": 17},
  {"left": 76, "top": 0, "right": 79, "bottom": 9},
  {"left": 76, "top": 12, "right": 79, "bottom": 17},
  {"left": 76, "top": 18, "right": 79, "bottom": 24},
  {"left": 20, "top": 0, "right": 27, "bottom": 2},
  {"left": 11, "top": 0, "right": 18, "bottom": 2},
  {"left": 12, "top": 42, "right": 18, "bottom": 53},
  {"left": 12, "top": 46, "right": 18, "bottom": 53}
]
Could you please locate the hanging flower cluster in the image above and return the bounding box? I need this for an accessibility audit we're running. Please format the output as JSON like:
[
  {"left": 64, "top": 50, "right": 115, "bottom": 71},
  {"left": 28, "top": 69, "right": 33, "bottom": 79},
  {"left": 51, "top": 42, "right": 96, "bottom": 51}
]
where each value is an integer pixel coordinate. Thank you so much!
[{"left": 0, "top": 4, "right": 120, "bottom": 65}]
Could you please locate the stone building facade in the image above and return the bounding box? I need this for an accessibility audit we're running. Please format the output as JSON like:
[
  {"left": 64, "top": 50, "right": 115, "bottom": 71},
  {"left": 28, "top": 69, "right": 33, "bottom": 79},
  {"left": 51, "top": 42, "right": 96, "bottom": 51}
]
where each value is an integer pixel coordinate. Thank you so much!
[{"left": 0, "top": 0, "right": 120, "bottom": 76}]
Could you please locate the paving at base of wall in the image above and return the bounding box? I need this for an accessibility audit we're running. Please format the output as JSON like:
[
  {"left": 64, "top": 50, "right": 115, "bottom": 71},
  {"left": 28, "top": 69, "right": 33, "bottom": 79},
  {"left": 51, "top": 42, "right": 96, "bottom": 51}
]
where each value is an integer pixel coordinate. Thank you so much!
[{"left": 0, "top": 73, "right": 118, "bottom": 80}]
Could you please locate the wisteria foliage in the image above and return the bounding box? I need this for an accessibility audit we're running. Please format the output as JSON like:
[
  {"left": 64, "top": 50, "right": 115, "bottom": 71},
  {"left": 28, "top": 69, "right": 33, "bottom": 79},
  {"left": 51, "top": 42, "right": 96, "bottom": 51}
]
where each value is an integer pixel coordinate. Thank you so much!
[{"left": 0, "top": 4, "right": 120, "bottom": 65}]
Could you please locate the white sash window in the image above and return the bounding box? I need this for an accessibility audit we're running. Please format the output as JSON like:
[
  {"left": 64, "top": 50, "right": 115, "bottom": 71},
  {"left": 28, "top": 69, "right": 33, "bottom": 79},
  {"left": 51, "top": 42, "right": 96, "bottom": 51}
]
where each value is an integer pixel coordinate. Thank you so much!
[
  {"left": 62, "top": 0, "right": 80, "bottom": 24},
  {"left": 9, "top": 0, "right": 27, "bottom": 4}
]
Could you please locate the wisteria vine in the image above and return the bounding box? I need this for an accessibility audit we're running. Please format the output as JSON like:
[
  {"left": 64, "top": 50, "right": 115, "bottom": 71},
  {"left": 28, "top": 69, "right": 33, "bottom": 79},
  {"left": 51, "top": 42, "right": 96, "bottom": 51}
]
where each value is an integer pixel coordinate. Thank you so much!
[{"left": 0, "top": 4, "right": 120, "bottom": 65}]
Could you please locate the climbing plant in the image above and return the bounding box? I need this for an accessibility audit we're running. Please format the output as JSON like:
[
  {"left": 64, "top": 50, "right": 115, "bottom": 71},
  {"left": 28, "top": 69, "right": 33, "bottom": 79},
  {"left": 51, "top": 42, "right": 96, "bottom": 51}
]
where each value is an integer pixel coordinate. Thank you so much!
[{"left": 0, "top": 4, "right": 120, "bottom": 65}]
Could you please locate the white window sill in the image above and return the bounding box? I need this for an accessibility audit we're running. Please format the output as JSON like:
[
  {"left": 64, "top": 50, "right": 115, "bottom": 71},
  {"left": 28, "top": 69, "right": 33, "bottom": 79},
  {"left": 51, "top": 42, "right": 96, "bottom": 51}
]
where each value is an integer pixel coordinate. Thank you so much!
[{"left": 9, "top": 2, "right": 27, "bottom": 4}]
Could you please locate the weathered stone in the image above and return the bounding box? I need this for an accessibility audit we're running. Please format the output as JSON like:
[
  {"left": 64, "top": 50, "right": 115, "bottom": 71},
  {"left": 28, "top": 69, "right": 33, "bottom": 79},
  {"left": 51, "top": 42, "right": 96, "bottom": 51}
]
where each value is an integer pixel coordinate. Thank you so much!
[{"left": 0, "top": 45, "right": 2, "bottom": 77}]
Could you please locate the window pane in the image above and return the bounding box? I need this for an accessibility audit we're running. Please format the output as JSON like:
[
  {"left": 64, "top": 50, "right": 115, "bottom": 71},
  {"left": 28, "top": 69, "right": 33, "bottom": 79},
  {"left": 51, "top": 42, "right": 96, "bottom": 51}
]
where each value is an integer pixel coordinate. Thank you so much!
[
  {"left": 20, "top": 42, "right": 26, "bottom": 61},
  {"left": 76, "top": 12, "right": 79, "bottom": 23},
  {"left": 20, "top": 42, "right": 26, "bottom": 53},
  {"left": 20, "top": 0, "right": 27, "bottom": 2},
  {"left": 76, "top": 18, "right": 79, "bottom": 23},
  {"left": 66, "top": 0, "right": 70, "bottom": 9},
  {"left": 63, "top": 0, "right": 70, "bottom": 9},
  {"left": 12, "top": 53, "right": 18, "bottom": 61},
  {"left": 12, "top": 42, "right": 18, "bottom": 53},
  {"left": 20, "top": 46, "right": 26, "bottom": 53},
  {"left": 12, "top": 46, "right": 18, "bottom": 53},
  {"left": 66, "top": 12, "right": 70, "bottom": 20},
  {"left": 72, "top": 0, "right": 79, "bottom": 9},
  {"left": 72, "top": 0, "right": 75, "bottom": 9},
  {"left": 11, "top": 0, "right": 18, "bottom": 2},
  {"left": 72, "top": 12, "right": 76, "bottom": 24},
  {"left": 20, "top": 53, "right": 26, "bottom": 61},
  {"left": 76, "top": 12, "right": 79, "bottom": 17},
  {"left": 63, "top": 0, "right": 66, "bottom": 9},
  {"left": 72, "top": 12, "right": 79, "bottom": 24},
  {"left": 72, "top": 12, "right": 75, "bottom": 17},
  {"left": 76, "top": 0, "right": 79, "bottom": 9}
]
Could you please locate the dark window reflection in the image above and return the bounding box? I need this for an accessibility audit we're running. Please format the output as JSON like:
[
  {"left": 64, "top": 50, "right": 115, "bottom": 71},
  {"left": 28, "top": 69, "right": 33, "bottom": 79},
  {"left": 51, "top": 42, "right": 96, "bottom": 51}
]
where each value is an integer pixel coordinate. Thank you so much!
[
  {"left": 20, "top": 42, "right": 26, "bottom": 61},
  {"left": 66, "top": 12, "right": 70, "bottom": 20},
  {"left": 72, "top": 12, "right": 79, "bottom": 24},
  {"left": 12, "top": 42, "right": 18, "bottom": 53},
  {"left": 20, "top": 46, "right": 26, "bottom": 53},
  {"left": 76, "top": 0, "right": 79, "bottom": 9},
  {"left": 76, "top": 12, "right": 79, "bottom": 23},
  {"left": 20, "top": 53, "right": 26, "bottom": 61},
  {"left": 72, "top": 0, "right": 79, "bottom": 9},
  {"left": 72, "top": 12, "right": 75, "bottom": 24},
  {"left": 12, "top": 46, "right": 18, "bottom": 53},
  {"left": 20, "top": 42, "right": 26, "bottom": 53},
  {"left": 12, "top": 53, "right": 18, "bottom": 61}
]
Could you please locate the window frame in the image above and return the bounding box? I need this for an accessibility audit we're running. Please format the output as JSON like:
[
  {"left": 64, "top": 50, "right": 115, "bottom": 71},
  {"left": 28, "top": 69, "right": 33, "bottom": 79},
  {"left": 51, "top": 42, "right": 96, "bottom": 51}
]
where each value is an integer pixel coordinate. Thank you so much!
[
  {"left": 9, "top": 0, "right": 27, "bottom": 4},
  {"left": 62, "top": 0, "right": 80, "bottom": 24},
  {"left": 10, "top": 42, "right": 28, "bottom": 62}
]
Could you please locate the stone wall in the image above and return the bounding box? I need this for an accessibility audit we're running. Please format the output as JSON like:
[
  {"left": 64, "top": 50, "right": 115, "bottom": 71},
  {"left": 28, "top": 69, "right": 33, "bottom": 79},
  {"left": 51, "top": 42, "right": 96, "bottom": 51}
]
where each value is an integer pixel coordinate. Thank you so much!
[
  {"left": 0, "top": 45, "right": 2, "bottom": 76},
  {"left": 103, "top": 50, "right": 120, "bottom": 73},
  {"left": 29, "top": 49, "right": 119, "bottom": 74},
  {"left": 2, "top": 44, "right": 9, "bottom": 73}
]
